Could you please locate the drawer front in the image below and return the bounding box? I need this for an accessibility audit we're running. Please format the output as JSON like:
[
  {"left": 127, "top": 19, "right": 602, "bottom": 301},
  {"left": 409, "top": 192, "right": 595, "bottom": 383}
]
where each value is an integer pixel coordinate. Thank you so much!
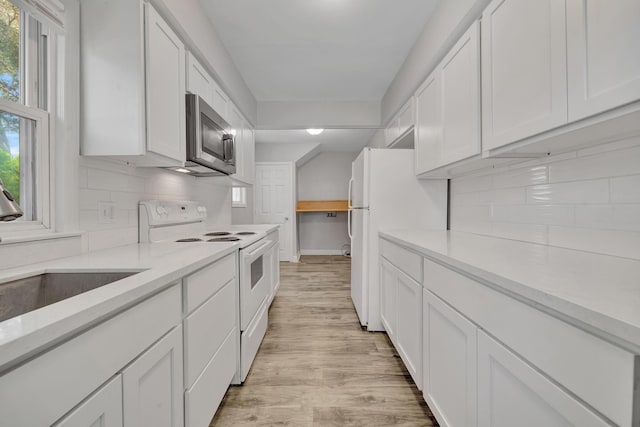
[
  {"left": 241, "top": 299, "right": 269, "bottom": 381},
  {"left": 0, "top": 284, "right": 181, "bottom": 427},
  {"left": 478, "top": 331, "right": 609, "bottom": 427},
  {"left": 184, "top": 253, "right": 236, "bottom": 313},
  {"left": 424, "top": 258, "right": 636, "bottom": 427},
  {"left": 184, "top": 279, "right": 236, "bottom": 388},
  {"left": 185, "top": 327, "right": 237, "bottom": 427},
  {"left": 380, "top": 238, "right": 422, "bottom": 283}
]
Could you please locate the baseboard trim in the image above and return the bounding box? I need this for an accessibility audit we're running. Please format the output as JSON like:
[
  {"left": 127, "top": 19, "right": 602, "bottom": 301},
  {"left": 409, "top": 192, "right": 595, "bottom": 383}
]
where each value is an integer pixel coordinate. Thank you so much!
[{"left": 300, "top": 249, "right": 344, "bottom": 256}]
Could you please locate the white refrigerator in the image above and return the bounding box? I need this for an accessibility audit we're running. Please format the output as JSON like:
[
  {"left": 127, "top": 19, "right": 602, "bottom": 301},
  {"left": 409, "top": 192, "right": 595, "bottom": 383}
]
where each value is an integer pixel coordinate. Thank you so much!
[{"left": 348, "top": 148, "right": 447, "bottom": 331}]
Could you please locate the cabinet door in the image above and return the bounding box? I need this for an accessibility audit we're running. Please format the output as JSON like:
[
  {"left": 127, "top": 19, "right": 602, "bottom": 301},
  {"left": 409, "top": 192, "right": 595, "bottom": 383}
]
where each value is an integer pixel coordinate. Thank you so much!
[
  {"left": 379, "top": 258, "right": 397, "bottom": 340},
  {"left": 186, "top": 52, "right": 214, "bottom": 106},
  {"left": 567, "top": 0, "right": 640, "bottom": 121},
  {"left": 481, "top": 0, "right": 567, "bottom": 151},
  {"left": 415, "top": 71, "right": 442, "bottom": 174},
  {"left": 54, "top": 375, "right": 123, "bottom": 427},
  {"left": 145, "top": 3, "right": 186, "bottom": 162},
  {"left": 395, "top": 268, "right": 422, "bottom": 390},
  {"left": 244, "top": 126, "right": 255, "bottom": 184},
  {"left": 211, "top": 80, "right": 229, "bottom": 121},
  {"left": 478, "top": 331, "right": 609, "bottom": 427},
  {"left": 441, "top": 21, "right": 481, "bottom": 165},
  {"left": 423, "top": 289, "right": 477, "bottom": 427},
  {"left": 123, "top": 326, "right": 184, "bottom": 427}
]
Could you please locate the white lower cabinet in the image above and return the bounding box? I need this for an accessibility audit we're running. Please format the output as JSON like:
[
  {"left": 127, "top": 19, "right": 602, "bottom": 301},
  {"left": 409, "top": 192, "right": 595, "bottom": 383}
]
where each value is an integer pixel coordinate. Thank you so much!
[
  {"left": 477, "top": 331, "right": 609, "bottom": 427},
  {"left": 122, "top": 326, "right": 184, "bottom": 427},
  {"left": 54, "top": 375, "right": 123, "bottom": 427},
  {"left": 423, "top": 289, "right": 477, "bottom": 427},
  {"left": 379, "top": 253, "right": 422, "bottom": 389},
  {"left": 379, "top": 258, "right": 397, "bottom": 338},
  {"left": 395, "top": 270, "right": 422, "bottom": 388}
]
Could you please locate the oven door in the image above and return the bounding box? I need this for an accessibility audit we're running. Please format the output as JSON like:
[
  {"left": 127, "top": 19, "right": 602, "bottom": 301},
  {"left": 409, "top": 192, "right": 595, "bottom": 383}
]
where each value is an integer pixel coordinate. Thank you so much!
[{"left": 240, "top": 239, "right": 274, "bottom": 330}]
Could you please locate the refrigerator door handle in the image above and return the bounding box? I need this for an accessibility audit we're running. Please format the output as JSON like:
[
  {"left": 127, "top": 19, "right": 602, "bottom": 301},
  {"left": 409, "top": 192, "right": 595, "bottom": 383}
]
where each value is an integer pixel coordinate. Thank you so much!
[
  {"left": 348, "top": 177, "right": 354, "bottom": 209},
  {"left": 348, "top": 209, "right": 353, "bottom": 239}
]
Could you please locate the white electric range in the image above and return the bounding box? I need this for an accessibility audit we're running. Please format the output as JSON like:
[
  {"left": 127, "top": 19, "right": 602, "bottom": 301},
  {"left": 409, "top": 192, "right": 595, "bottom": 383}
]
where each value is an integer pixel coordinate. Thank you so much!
[{"left": 139, "top": 200, "right": 280, "bottom": 382}]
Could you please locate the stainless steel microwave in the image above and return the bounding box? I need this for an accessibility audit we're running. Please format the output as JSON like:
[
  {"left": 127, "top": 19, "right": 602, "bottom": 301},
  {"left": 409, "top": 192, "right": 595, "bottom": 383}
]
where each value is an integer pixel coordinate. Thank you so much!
[{"left": 184, "top": 94, "right": 236, "bottom": 176}]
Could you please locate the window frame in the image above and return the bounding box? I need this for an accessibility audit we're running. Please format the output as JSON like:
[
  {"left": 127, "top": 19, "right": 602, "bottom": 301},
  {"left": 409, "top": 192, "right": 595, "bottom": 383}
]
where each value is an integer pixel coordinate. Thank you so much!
[
  {"left": 0, "top": 0, "right": 54, "bottom": 236},
  {"left": 232, "top": 186, "right": 247, "bottom": 208}
]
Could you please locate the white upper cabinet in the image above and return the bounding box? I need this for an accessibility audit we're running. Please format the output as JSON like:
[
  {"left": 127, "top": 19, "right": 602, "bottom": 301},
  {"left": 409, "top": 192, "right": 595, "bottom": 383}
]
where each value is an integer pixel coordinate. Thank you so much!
[
  {"left": 415, "top": 22, "right": 480, "bottom": 176},
  {"left": 566, "top": 0, "right": 640, "bottom": 121},
  {"left": 440, "top": 21, "right": 481, "bottom": 166},
  {"left": 186, "top": 52, "right": 215, "bottom": 107},
  {"left": 415, "top": 71, "right": 442, "bottom": 175},
  {"left": 80, "top": 0, "right": 185, "bottom": 166},
  {"left": 145, "top": 4, "right": 186, "bottom": 163},
  {"left": 212, "top": 80, "right": 230, "bottom": 123},
  {"left": 481, "top": 0, "right": 568, "bottom": 151},
  {"left": 385, "top": 97, "right": 415, "bottom": 147},
  {"left": 228, "top": 103, "right": 255, "bottom": 186}
]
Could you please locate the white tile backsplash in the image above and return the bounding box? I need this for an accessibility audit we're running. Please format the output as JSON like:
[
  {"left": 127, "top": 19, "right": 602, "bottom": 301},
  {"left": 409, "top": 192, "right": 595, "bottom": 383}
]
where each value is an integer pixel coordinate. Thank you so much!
[
  {"left": 450, "top": 136, "right": 640, "bottom": 260},
  {"left": 78, "top": 158, "right": 233, "bottom": 251}
]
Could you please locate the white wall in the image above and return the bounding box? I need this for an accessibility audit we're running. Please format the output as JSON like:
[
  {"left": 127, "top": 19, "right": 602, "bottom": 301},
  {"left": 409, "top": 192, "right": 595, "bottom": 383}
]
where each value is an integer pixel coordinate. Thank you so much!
[
  {"left": 255, "top": 142, "right": 321, "bottom": 165},
  {"left": 297, "top": 152, "right": 357, "bottom": 255},
  {"left": 381, "top": 0, "right": 490, "bottom": 124},
  {"left": 367, "top": 129, "right": 386, "bottom": 149},
  {"left": 79, "top": 158, "right": 231, "bottom": 252},
  {"left": 450, "top": 137, "right": 640, "bottom": 260}
]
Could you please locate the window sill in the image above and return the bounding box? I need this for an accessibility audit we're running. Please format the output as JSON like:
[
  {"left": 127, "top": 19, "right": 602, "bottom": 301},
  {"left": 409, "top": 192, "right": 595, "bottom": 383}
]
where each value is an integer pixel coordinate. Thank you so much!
[{"left": 0, "top": 231, "right": 83, "bottom": 245}]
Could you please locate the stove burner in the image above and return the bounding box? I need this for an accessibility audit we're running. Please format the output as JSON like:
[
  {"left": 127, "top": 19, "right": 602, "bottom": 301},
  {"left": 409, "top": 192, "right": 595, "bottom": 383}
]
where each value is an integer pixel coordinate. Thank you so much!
[
  {"left": 205, "top": 232, "right": 232, "bottom": 236},
  {"left": 175, "top": 238, "right": 203, "bottom": 242},
  {"left": 208, "top": 237, "right": 241, "bottom": 242},
  {"left": 235, "top": 232, "right": 256, "bottom": 235}
]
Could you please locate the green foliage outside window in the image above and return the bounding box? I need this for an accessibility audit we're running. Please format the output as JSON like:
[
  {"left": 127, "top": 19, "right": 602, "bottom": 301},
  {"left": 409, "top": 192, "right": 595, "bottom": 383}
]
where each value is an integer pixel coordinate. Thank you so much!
[{"left": 0, "top": 0, "right": 21, "bottom": 205}]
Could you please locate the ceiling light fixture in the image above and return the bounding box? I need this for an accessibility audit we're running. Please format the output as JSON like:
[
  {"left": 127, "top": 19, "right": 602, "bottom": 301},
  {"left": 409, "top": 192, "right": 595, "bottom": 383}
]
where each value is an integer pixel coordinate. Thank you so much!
[
  {"left": 174, "top": 168, "right": 191, "bottom": 174},
  {"left": 306, "top": 128, "right": 324, "bottom": 136}
]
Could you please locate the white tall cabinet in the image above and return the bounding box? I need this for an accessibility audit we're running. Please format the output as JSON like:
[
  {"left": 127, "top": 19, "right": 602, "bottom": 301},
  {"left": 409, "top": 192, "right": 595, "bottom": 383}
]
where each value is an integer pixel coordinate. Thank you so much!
[
  {"left": 566, "top": 0, "right": 640, "bottom": 121},
  {"left": 481, "top": 0, "right": 568, "bottom": 151}
]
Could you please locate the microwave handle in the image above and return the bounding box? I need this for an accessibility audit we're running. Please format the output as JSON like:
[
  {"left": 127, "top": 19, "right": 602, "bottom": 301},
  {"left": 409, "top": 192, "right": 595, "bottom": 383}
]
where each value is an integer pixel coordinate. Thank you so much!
[{"left": 223, "top": 134, "right": 235, "bottom": 164}]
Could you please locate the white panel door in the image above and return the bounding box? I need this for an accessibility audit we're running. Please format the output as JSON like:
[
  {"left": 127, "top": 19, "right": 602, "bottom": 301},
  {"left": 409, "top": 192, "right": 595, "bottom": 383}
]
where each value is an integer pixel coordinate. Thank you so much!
[
  {"left": 186, "top": 52, "right": 213, "bottom": 106},
  {"left": 395, "top": 268, "right": 422, "bottom": 390},
  {"left": 481, "top": 0, "right": 568, "bottom": 151},
  {"left": 122, "top": 327, "right": 184, "bottom": 427},
  {"left": 415, "top": 70, "right": 442, "bottom": 175},
  {"left": 567, "top": 0, "right": 640, "bottom": 121},
  {"left": 54, "top": 375, "right": 123, "bottom": 427},
  {"left": 478, "top": 331, "right": 609, "bottom": 427},
  {"left": 379, "top": 257, "right": 396, "bottom": 340},
  {"left": 145, "top": 3, "right": 186, "bottom": 162},
  {"left": 254, "top": 163, "right": 294, "bottom": 261},
  {"left": 441, "top": 21, "right": 481, "bottom": 165},
  {"left": 423, "top": 289, "right": 477, "bottom": 427}
]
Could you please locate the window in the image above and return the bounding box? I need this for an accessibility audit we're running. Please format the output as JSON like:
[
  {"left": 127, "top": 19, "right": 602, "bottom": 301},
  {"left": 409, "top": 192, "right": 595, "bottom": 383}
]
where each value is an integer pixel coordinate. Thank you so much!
[
  {"left": 232, "top": 187, "right": 247, "bottom": 208},
  {"left": 0, "top": 0, "right": 51, "bottom": 230}
]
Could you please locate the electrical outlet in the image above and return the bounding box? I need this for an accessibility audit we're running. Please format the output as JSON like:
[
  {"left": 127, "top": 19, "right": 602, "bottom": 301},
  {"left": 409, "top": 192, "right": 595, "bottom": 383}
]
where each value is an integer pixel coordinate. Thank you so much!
[
  {"left": 327, "top": 212, "right": 337, "bottom": 218},
  {"left": 98, "top": 201, "right": 116, "bottom": 224}
]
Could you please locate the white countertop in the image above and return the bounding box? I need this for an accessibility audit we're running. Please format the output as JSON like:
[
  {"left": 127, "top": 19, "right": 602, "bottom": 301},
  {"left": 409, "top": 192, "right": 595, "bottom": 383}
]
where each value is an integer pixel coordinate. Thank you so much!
[
  {"left": 380, "top": 229, "right": 640, "bottom": 352},
  {"left": 0, "top": 241, "right": 241, "bottom": 372}
]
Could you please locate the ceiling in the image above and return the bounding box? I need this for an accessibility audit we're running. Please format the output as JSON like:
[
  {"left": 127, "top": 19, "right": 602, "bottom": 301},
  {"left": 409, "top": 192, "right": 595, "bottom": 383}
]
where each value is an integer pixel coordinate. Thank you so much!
[
  {"left": 256, "top": 129, "right": 376, "bottom": 152},
  {"left": 201, "top": 0, "right": 440, "bottom": 102}
]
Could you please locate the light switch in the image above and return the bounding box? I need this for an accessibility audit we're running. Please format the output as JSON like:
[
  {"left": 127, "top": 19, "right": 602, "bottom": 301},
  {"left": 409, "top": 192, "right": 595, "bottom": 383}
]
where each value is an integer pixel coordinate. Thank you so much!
[{"left": 98, "top": 201, "right": 116, "bottom": 224}]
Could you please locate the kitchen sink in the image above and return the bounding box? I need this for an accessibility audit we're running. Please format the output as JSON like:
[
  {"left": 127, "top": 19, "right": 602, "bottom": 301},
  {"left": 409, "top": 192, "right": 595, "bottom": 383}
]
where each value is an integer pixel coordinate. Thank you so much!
[{"left": 0, "top": 271, "right": 139, "bottom": 322}]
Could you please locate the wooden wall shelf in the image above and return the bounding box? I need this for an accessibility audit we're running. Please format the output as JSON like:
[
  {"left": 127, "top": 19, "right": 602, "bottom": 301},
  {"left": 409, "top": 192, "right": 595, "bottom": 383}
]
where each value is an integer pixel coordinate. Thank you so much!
[{"left": 296, "top": 200, "right": 349, "bottom": 213}]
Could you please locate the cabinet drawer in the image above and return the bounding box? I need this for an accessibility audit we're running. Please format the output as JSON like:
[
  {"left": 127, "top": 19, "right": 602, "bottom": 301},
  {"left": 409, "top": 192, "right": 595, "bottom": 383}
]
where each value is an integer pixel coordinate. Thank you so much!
[
  {"left": 380, "top": 238, "right": 422, "bottom": 283},
  {"left": 184, "top": 279, "right": 236, "bottom": 388},
  {"left": 478, "top": 331, "right": 609, "bottom": 427},
  {"left": 0, "top": 284, "right": 181, "bottom": 427},
  {"left": 424, "top": 258, "right": 637, "bottom": 427},
  {"left": 183, "top": 253, "right": 236, "bottom": 313},
  {"left": 185, "top": 327, "right": 237, "bottom": 427}
]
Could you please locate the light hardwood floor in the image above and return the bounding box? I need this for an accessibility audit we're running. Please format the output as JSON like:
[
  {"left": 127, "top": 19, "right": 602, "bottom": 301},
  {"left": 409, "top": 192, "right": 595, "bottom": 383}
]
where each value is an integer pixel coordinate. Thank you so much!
[{"left": 211, "top": 256, "right": 438, "bottom": 427}]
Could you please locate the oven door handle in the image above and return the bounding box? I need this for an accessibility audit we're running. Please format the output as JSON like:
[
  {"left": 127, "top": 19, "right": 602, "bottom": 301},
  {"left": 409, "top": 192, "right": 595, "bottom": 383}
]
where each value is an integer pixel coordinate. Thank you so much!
[{"left": 244, "top": 240, "right": 272, "bottom": 262}]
